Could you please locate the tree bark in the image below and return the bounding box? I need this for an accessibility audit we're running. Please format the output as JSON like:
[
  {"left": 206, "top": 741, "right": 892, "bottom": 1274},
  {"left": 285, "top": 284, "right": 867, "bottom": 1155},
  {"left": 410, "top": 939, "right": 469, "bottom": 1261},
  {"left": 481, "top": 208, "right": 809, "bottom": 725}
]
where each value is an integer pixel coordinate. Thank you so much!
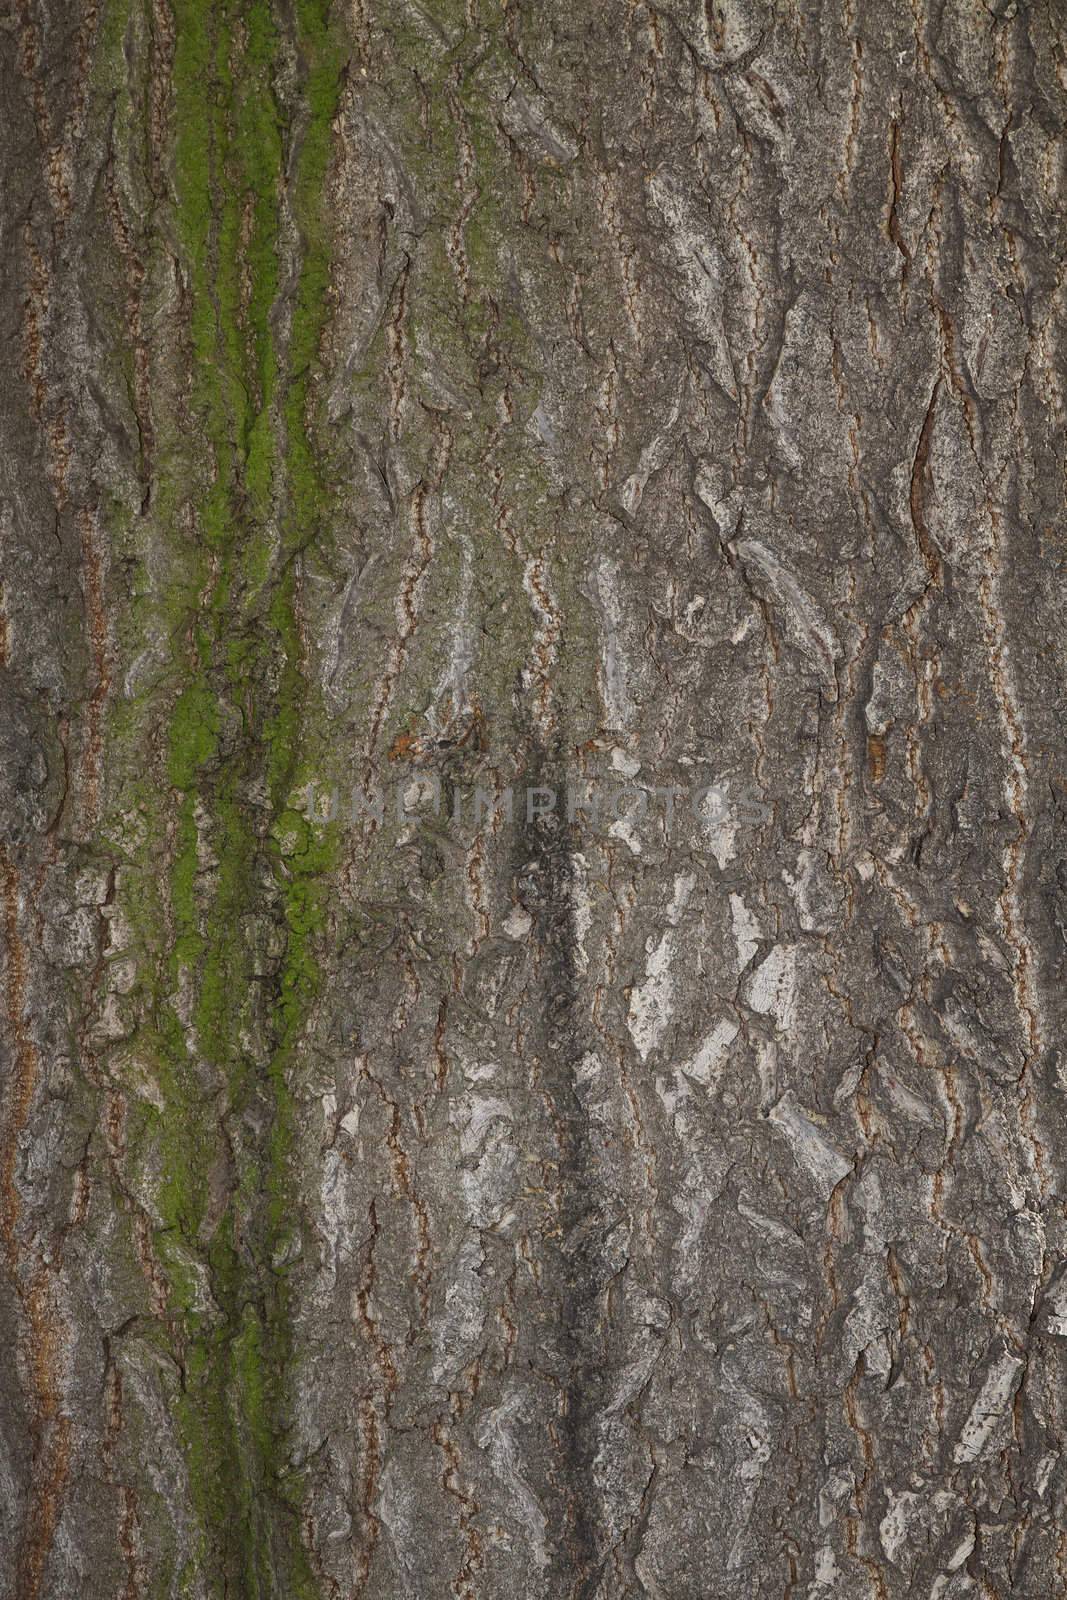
[{"left": 2, "top": 1, "right": 1066, "bottom": 1596}]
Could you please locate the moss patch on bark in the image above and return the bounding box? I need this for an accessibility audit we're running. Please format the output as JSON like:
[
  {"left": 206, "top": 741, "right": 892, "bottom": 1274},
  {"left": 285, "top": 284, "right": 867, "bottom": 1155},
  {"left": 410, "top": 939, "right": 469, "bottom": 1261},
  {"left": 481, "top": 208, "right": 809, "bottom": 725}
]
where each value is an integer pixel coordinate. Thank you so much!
[{"left": 96, "top": 1, "right": 346, "bottom": 1591}]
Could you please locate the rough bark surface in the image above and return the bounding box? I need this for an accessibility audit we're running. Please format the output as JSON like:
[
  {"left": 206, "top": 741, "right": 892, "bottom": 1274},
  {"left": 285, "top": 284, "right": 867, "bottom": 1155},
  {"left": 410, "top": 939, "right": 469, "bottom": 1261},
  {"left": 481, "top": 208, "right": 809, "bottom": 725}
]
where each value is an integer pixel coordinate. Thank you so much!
[{"left": 2, "top": 1, "right": 1067, "bottom": 1596}]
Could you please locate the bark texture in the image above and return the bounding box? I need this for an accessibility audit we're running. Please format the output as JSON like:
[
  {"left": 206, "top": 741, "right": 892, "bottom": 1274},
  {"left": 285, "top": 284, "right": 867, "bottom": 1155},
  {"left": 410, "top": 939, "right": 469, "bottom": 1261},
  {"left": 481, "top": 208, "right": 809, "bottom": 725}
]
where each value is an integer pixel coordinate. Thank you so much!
[{"left": 2, "top": 1, "right": 1067, "bottom": 1596}]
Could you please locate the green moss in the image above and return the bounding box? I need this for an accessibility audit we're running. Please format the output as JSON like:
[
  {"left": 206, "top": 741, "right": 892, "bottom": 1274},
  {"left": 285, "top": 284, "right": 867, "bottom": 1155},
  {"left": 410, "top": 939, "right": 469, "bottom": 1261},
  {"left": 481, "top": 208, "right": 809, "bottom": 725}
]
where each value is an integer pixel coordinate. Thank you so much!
[
  {"left": 93, "top": 0, "right": 347, "bottom": 1591},
  {"left": 168, "top": 683, "right": 220, "bottom": 788}
]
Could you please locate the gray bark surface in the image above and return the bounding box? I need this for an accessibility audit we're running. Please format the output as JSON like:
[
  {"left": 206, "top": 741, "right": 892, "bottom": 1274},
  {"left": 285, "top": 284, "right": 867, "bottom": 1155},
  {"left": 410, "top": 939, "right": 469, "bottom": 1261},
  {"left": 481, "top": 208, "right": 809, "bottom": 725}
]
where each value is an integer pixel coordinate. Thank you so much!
[{"left": 1, "top": 1, "right": 1066, "bottom": 1596}]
